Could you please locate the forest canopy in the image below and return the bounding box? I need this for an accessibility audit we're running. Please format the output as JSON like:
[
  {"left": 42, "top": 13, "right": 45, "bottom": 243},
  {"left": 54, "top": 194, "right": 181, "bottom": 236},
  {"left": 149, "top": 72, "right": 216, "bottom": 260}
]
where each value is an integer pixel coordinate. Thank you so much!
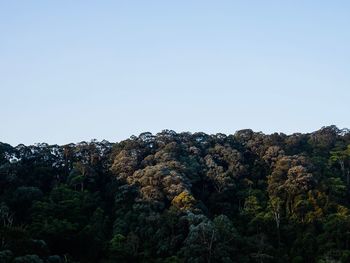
[{"left": 1, "top": 126, "right": 350, "bottom": 263}]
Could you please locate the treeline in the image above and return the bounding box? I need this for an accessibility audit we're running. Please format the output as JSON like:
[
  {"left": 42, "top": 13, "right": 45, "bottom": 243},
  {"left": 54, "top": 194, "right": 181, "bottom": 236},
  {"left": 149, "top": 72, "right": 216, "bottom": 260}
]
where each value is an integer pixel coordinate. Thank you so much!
[{"left": 1, "top": 126, "right": 350, "bottom": 263}]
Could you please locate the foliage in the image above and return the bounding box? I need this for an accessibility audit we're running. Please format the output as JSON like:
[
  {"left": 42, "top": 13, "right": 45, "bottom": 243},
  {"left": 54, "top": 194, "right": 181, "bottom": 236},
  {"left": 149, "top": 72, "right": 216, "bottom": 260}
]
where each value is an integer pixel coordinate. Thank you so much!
[{"left": 0, "top": 127, "right": 350, "bottom": 262}]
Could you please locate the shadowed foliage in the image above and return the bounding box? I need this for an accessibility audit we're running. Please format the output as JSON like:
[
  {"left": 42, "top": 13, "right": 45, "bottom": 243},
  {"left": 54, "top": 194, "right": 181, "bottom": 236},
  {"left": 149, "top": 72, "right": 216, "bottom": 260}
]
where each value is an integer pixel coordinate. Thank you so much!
[{"left": 1, "top": 126, "right": 350, "bottom": 262}]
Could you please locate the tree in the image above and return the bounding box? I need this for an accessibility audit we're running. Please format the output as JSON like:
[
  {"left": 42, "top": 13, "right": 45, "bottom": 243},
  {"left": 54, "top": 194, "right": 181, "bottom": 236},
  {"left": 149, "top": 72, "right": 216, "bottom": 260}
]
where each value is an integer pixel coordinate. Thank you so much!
[{"left": 330, "top": 145, "right": 350, "bottom": 185}]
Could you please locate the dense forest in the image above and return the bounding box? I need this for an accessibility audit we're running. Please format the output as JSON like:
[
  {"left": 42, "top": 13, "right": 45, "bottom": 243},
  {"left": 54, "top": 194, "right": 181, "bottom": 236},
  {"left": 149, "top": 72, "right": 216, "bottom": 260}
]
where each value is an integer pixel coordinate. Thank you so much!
[{"left": 1, "top": 126, "right": 350, "bottom": 263}]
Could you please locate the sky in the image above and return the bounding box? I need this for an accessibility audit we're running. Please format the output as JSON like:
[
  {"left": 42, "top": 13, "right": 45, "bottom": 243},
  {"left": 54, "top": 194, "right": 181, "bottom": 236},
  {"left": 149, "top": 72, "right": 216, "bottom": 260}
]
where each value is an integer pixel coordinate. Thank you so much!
[{"left": 1, "top": 1, "right": 349, "bottom": 145}]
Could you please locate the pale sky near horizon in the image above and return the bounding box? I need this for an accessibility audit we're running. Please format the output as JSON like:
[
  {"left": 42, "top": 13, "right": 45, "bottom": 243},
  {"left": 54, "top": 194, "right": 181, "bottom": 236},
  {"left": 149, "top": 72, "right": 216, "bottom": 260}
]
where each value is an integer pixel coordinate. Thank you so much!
[{"left": 1, "top": 1, "right": 349, "bottom": 146}]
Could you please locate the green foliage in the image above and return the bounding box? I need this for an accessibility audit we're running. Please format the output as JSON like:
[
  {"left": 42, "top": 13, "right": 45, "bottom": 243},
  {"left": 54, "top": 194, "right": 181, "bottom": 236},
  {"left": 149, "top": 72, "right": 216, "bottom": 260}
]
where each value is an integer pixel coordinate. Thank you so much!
[
  {"left": 1, "top": 127, "right": 350, "bottom": 262},
  {"left": 13, "top": 255, "right": 43, "bottom": 263},
  {"left": 0, "top": 250, "right": 13, "bottom": 263}
]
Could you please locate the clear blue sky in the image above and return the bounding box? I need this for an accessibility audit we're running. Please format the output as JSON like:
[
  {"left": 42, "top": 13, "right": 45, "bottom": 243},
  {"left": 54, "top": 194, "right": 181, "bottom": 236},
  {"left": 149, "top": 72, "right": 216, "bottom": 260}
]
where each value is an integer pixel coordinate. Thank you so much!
[{"left": 1, "top": 1, "right": 349, "bottom": 145}]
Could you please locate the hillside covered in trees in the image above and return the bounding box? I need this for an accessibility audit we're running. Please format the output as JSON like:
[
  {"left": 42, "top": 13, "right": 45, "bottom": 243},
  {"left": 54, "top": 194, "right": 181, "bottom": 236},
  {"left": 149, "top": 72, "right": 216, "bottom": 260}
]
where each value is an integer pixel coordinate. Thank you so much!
[{"left": 1, "top": 126, "right": 350, "bottom": 263}]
